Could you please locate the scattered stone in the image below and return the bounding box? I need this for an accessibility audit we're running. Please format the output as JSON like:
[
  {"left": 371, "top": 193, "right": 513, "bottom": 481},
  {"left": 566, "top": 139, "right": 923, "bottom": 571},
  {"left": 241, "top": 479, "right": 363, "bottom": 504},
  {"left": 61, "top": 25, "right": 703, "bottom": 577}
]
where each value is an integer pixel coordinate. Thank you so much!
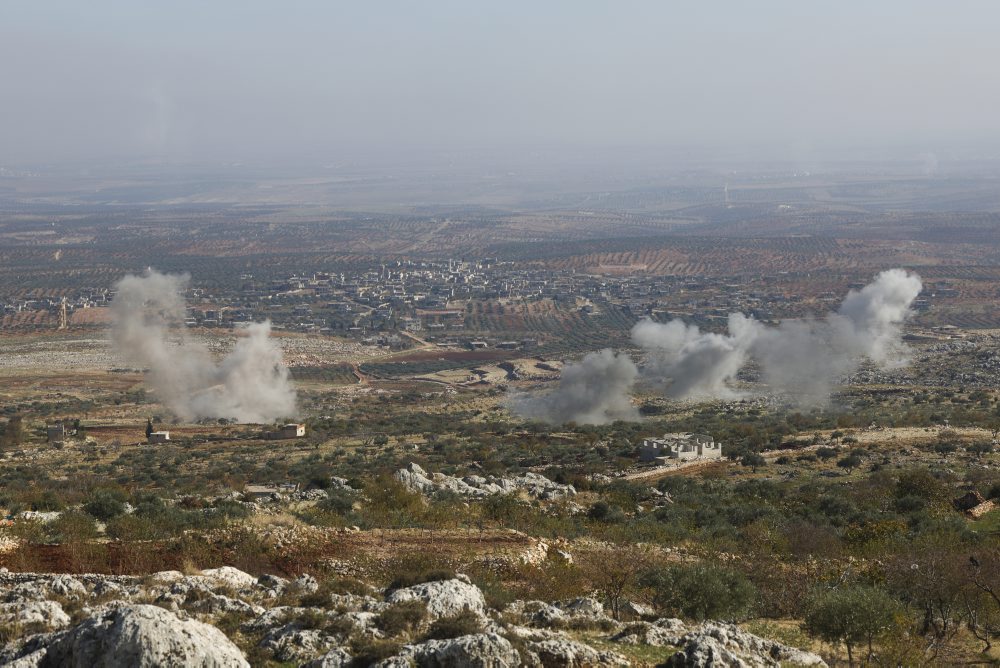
[
  {"left": 610, "top": 618, "right": 686, "bottom": 646},
  {"left": 287, "top": 573, "right": 321, "bottom": 595},
  {"left": 668, "top": 622, "right": 826, "bottom": 668},
  {"left": 48, "top": 575, "right": 87, "bottom": 600},
  {"left": 530, "top": 637, "right": 628, "bottom": 666},
  {"left": 506, "top": 600, "right": 567, "bottom": 627},
  {"left": 303, "top": 647, "right": 353, "bottom": 668},
  {"left": 259, "top": 627, "right": 337, "bottom": 663},
  {"left": 328, "top": 477, "right": 355, "bottom": 491}
]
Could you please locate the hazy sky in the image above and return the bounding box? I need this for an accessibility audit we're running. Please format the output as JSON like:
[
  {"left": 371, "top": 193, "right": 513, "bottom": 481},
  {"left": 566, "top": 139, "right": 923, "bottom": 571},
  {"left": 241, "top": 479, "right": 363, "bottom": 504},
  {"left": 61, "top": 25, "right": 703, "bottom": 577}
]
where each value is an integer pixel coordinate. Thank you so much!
[{"left": 3, "top": 1, "right": 1000, "bottom": 164}]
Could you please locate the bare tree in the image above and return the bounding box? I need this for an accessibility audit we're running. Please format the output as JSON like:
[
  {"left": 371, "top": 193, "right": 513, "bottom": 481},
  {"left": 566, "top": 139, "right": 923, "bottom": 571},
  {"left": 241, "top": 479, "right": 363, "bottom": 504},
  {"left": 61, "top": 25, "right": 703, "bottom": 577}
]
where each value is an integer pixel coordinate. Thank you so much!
[{"left": 579, "top": 543, "right": 656, "bottom": 620}]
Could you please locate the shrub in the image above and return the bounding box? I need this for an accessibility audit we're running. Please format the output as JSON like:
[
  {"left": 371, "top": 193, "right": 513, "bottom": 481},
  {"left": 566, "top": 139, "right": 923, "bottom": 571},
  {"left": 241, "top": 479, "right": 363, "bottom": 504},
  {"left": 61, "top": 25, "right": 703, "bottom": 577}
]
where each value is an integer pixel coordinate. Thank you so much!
[
  {"left": 349, "top": 637, "right": 402, "bottom": 667},
  {"left": 376, "top": 600, "right": 428, "bottom": 637},
  {"left": 816, "top": 447, "right": 838, "bottom": 461},
  {"left": 83, "top": 489, "right": 126, "bottom": 521},
  {"left": 587, "top": 500, "right": 625, "bottom": 523},
  {"left": 422, "top": 609, "right": 484, "bottom": 640},
  {"left": 641, "top": 562, "right": 756, "bottom": 621},
  {"left": 387, "top": 568, "right": 456, "bottom": 592},
  {"left": 313, "top": 490, "right": 356, "bottom": 519},
  {"left": 837, "top": 454, "right": 863, "bottom": 472},
  {"left": 740, "top": 453, "right": 766, "bottom": 473},
  {"left": 48, "top": 510, "right": 98, "bottom": 543},
  {"left": 804, "top": 585, "right": 903, "bottom": 665}
]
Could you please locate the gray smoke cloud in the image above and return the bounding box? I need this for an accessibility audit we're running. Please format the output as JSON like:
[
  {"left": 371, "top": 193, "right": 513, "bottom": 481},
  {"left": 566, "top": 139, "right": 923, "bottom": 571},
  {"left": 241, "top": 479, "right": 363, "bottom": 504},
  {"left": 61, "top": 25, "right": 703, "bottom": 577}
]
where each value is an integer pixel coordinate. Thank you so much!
[
  {"left": 632, "top": 313, "right": 762, "bottom": 400},
  {"left": 111, "top": 270, "right": 297, "bottom": 423},
  {"left": 514, "top": 269, "right": 922, "bottom": 423},
  {"left": 635, "top": 268, "right": 923, "bottom": 404},
  {"left": 508, "top": 349, "right": 639, "bottom": 425}
]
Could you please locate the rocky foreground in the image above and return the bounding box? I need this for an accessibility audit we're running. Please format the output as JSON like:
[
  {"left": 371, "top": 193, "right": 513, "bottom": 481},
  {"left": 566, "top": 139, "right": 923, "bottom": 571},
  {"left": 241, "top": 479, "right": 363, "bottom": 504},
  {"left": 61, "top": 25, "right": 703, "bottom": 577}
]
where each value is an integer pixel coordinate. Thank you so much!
[{"left": 0, "top": 567, "right": 826, "bottom": 667}]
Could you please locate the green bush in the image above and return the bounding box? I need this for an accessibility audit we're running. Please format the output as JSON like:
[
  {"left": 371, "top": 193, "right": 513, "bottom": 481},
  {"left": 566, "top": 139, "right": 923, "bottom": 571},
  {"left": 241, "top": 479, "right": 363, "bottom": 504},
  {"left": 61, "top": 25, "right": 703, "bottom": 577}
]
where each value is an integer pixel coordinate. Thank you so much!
[
  {"left": 316, "top": 489, "right": 356, "bottom": 516},
  {"left": 83, "top": 489, "right": 126, "bottom": 521},
  {"left": 48, "top": 509, "right": 98, "bottom": 543},
  {"left": 804, "top": 585, "right": 903, "bottom": 665},
  {"left": 641, "top": 562, "right": 756, "bottom": 621}
]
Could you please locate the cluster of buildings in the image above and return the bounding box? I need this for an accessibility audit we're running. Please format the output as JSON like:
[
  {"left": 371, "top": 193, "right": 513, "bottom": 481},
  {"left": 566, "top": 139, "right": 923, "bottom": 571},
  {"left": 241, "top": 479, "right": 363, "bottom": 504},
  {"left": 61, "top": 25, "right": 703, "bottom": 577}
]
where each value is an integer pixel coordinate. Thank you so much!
[
  {"left": 1, "top": 290, "right": 113, "bottom": 317},
  {"left": 2, "top": 259, "right": 942, "bottom": 341},
  {"left": 157, "top": 263, "right": 811, "bottom": 339}
]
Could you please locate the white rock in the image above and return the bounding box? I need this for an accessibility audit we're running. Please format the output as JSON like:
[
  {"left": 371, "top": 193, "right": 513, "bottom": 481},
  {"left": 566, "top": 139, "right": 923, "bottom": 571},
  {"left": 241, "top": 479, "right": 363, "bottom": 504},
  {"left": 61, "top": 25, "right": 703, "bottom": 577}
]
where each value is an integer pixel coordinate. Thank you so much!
[
  {"left": 48, "top": 575, "right": 87, "bottom": 599},
  {"left": 668, "top": 622, "right": 827, "bottom": 668},
  {"left": 259, "top": 627, "right": 336, "bottom": 663},
  {"left": 0, "top": 601, "right": 71, "bottom": 630},
  {"left": 148, "top": 570, "right": 185, "bottom": 585},
  {"left": 397, "top": 632, "right": 520, "bottom": 667},
  {"left": 304, "top": 647, "right": 352, "bottom": 668},
  {"left": 610, "top": 618, "right": 686, "bottom": 647},
  {"left": 199, "top": 566, "right": 258, "bottom": 590},
  {"left": 530, "top": 637, "right": 628, "bottom": 666},
  {"left": 385, "top": 578, "right": 486, "bottom": 621},
  {"left": 22, "top": 603, "right": 250, "bottom": 667}
]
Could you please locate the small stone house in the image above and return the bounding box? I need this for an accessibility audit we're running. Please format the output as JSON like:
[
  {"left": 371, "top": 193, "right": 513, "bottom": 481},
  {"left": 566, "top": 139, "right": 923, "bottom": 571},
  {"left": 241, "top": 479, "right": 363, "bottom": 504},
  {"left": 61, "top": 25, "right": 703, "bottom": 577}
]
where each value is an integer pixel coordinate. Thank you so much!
[
  {"left": 640, "top": 433, "right": 722, "bottom": 464},
  {"left": 46, "top": 423, "right": 66, "bottom": 443},
  {"left": 265, "top": 423, "right": 306, "bottom": 440}
]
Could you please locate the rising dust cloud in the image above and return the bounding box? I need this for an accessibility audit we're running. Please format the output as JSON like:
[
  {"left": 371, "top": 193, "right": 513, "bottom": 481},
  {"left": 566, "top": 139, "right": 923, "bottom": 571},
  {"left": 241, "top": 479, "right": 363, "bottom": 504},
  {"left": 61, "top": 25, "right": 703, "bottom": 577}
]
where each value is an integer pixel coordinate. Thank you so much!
[
  {"left": 514, "top": 269, "right": 922, "bottom": 425},
  {"left": 111, "top": 270, "right": 297, "bottom": 423}
]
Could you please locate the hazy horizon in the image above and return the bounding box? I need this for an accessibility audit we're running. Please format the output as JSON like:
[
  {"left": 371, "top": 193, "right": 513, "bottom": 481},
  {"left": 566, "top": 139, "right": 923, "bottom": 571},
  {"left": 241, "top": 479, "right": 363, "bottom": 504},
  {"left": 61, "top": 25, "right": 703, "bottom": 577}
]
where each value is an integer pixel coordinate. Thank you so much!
[{"left": 4, "top": 1, "right": 1000, "bottom": 165}]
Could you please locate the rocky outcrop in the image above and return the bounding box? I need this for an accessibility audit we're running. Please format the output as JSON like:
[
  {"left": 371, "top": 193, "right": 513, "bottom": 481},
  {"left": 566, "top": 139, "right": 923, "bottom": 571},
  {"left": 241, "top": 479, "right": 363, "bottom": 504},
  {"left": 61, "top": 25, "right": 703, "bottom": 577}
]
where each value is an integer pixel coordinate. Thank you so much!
[
  {"left": 304, "top": 647, "right": 353, "bottom": 667},
  {"left": 260, "top": 627, "right": 338, "bottom": 663},
  {"left": 506, "top": 600, "right": 567, "bottom": 627},
  {"left": 610, "top": 618, "right": 686, "bottom": 646},
  {"left": 385, "top": 576, "right": 487, "bottom": 621},
  {"left": 393, "top": 633, "right": 521, "bottom": 667},
  {"left": 530, "top": 637, "right": 629, "bottom": 666},
  {"left": 8, "top": 604, "right": 249, "bottom": 667},
  {"left": 0, "top": 601, "right": 71, "bottom": 631},
  {"left": 199, "top": 566, "right": 258, "bottom": 590},
  {"left": 667, "top": 622, "right": 827, "bottom": 668},
  {"left": 0, "top": 568, "right": 825, "bottom": 668},
  {"left": 393, "top": 463, "right": 576, "bottom": 500},
  {"left": 505, "top": 598, "right": 618, "bottom": 631}
]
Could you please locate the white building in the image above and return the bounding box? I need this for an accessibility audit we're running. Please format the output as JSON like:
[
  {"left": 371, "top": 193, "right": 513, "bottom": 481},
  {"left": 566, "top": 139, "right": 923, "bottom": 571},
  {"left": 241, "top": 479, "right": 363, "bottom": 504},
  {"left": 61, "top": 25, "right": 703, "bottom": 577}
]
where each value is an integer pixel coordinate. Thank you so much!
[
  {"left": 266, "top": 423, "right": 306, "bottom": 440},
  {"left": 640, "top": 433, "right": 721, "bottom": 463}
]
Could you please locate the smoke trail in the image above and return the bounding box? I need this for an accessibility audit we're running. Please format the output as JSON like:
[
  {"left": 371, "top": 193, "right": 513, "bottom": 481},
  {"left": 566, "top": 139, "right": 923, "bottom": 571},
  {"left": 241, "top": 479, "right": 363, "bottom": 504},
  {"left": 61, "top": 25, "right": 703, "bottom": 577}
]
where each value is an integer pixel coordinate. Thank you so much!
[
  {"left": 110, "top": 270, "right": 297, "bottom": 423},
  {"left": 508, "top": 349, "right": 639, "bottom": 425}
]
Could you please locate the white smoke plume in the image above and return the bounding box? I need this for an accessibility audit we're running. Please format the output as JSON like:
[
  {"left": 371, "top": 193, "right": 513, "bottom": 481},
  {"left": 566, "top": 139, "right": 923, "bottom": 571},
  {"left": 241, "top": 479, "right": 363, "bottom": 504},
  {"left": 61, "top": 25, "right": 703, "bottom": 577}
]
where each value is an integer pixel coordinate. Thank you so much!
[
  {"left": 635, "top": 268, "right": 923, "bottom": 404},
  {"left": 508, "top": 349, "right": 639, "bottom": 425},
  {"left": 514, "top": 269, "right": 922, "bottom": 422},
  {"left": 111, "top": 270, "right": 297, "bottom": 423},
  {"left": 632, "top": 313, "right": 762, "bottom": 400}
]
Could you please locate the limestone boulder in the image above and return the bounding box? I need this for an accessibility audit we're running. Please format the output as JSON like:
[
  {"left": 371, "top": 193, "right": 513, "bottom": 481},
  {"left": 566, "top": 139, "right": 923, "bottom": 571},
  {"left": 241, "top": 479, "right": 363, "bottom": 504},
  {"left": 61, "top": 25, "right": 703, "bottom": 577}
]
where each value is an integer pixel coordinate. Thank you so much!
[
  {"left": 385, "top": 578, "right": 486, "bottom": 621},
  {"left": 19, "top": 603, "right": 249, "bottom": 667}
]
